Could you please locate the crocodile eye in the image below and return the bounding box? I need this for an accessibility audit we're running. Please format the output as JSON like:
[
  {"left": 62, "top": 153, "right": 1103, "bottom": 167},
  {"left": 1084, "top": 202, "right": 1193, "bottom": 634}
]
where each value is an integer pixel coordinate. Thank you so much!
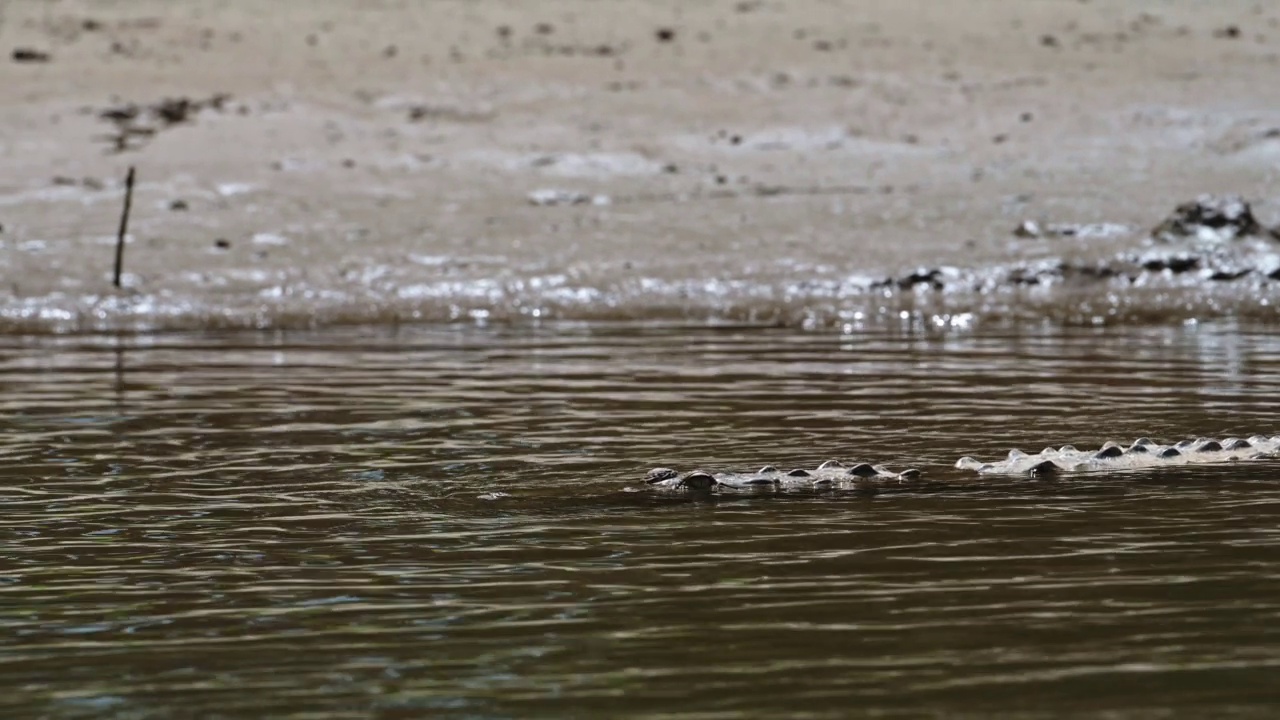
[{"left": 645, "top": 467, "right": 679, "bottom": 483}]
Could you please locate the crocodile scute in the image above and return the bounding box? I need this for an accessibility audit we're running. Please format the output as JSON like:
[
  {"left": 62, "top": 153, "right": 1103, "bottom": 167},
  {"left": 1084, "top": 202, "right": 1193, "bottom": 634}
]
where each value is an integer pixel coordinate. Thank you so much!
[
  {"left": 642, "top": 460, "right": 925, "bottom": 492},
  {"left": 955, "top": 435, "right": 1280, "bottom": 475}
]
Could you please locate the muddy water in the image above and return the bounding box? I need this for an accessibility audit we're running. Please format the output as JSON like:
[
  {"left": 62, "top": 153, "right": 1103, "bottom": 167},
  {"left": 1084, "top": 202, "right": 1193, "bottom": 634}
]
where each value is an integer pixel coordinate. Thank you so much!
[{"left": 3, "top": 323, "right": 1280, "bottom": 718}]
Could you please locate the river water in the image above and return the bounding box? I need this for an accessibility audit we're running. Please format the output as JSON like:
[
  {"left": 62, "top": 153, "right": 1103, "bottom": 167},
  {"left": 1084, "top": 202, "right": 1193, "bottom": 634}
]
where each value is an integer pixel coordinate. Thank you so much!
[{"left": 3, "top": 322, "right": 1280, "bottom": 718}]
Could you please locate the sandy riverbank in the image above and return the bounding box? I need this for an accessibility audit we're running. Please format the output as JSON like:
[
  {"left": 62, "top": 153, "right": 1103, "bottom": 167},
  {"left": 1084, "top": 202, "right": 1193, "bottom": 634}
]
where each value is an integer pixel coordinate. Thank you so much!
[{"left": 1, "top": 0, "right": 1279, "bottom": 332}]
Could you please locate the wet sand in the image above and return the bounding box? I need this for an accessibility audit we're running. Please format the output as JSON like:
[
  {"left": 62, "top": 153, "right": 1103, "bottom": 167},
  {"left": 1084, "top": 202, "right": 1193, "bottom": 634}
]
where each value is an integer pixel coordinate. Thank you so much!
[{"left": 2, "top": 0, "right": 1280, "bottom": 332}]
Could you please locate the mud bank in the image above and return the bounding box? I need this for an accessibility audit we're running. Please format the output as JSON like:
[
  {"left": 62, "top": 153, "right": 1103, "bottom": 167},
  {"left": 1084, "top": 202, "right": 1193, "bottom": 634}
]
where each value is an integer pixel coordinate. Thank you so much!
[{"left": 3, "top": 0, "right": 1280, "bottom": 333}]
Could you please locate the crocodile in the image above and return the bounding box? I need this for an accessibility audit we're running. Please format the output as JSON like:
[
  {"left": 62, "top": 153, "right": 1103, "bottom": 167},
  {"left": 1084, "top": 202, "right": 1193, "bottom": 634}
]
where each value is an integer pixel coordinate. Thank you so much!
[
  {"left": 956, "top": 435, "right": 1280, "bottom": 476},
  {"left": 643, "top": 460, "right": 923, "bottom": 492},
  {"left": 640, "top": 434, "right": 1280, "bottom": 491}
]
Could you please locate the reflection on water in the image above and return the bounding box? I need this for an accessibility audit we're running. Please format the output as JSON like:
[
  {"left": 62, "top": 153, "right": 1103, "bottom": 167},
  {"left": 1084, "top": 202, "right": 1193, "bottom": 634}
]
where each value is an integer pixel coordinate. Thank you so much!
[{"left": 2, "top": 322, "right": 1279, "bottom": 718}]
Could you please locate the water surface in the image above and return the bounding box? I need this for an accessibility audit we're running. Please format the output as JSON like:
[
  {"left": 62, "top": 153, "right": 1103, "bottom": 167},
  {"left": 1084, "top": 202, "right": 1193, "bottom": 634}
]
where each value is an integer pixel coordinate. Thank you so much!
[{"left": 2, "top": 323, "right": 1279, "bottom": 718}]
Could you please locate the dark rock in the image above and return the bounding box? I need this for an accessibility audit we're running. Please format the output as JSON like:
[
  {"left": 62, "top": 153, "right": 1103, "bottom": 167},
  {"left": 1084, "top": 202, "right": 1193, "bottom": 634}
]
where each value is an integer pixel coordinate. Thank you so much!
[
  {"left": 897, "top": 267, "right": 943, "bottom": 290},
  {"left": 1005, "top": 266, "right": 1045, "bottom": 286},
  {"left": 847, "top": 463, "right": 879, "bottom": 477},
  {"left": 786, "top": 468, "right": 811, "bottom": 477},
  {"left": 169, "top": 199, "right": 189, "bottom": 211},
  {"left": 1013, "top": 220, "right": 1043, "bottom": 238},
  {"left": 96, "top": 94, "right": 230, "bottom": 151},
  {"left": 1226, "top": 439, "right": 1253, "bottom": 450},
  {"left": 1076, "top": 264, "right": 1120, "bottom": 279},
  {"left": 1018, "top": 222, "right": 1132, "bottom": 240},
  {"left": 1196, "top": 440, "right": 1223, "bottom": 452},
  {"left": 213, "top": 238, "right": 231, "bottom": 250},
  {"left": 655, "top": 28, "right": 676, "bottom": 42},
  {"left": 1142, "top": 255, "right": 1199, "bottom": 273},
  {"left": 12, "top": 48, "right": 51, "bottom": 63},
  {"left": 1158, "top": 448, "right": 1181, "bottom": 459},
  {"left": 1209, "top": 269, "right": 1250, "bottom": 281},
  {"left": 817, "top": 460, "right": 845, "bottom": 469},
  {"left": 757, "top": 465, "right": 778, "bottom": 473},
  {"left": 154, "top": 98, "right": 193, "bottom": 125},
  {"left": 100, "top": 105, "right": 141, "bottom": 123},
  {"left": 1152, "top": 195, "right": 1278, "bottom": 243}
]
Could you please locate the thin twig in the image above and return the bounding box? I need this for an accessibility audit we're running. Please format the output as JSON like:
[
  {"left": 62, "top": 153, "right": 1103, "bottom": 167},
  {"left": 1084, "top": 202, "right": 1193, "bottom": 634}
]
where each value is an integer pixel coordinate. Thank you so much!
[{"left": 113, "top": 166, "right": 135, "bottom": 288}]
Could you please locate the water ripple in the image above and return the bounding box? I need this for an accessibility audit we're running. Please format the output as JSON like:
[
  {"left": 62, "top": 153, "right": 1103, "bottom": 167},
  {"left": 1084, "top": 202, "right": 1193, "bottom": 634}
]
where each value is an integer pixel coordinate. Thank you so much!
[{"left": 1, "top": 323, "right": 1279, "bottom": 717}]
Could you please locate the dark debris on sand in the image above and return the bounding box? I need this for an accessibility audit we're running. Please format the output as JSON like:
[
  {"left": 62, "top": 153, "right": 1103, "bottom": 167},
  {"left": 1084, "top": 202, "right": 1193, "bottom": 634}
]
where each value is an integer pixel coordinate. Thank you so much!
[
  {"left": 1151, "top": 194, "right": 1280, "bottom": 243},
  {"left": 881, "top": 195, "right": 1280, "bottom": 295},
  {"left": 12, "top": 48, "right": 52, "bottom": 63},
  {"left": 96, "top": 93, "right": 231, "bottom": 152}
]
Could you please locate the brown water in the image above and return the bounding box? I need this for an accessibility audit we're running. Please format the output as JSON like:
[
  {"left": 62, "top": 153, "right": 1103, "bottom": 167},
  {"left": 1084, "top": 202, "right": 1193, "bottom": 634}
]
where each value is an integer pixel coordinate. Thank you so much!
[{"left": 3, "top": 322, "right": 1280, "bottom": 718}]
